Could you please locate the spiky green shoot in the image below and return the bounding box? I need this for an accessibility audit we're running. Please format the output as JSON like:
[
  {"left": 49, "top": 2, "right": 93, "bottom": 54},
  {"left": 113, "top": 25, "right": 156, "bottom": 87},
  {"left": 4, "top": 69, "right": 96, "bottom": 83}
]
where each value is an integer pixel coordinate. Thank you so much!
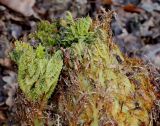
[{"left": 10, "top": 41, "right": 63, "bottom": 102}]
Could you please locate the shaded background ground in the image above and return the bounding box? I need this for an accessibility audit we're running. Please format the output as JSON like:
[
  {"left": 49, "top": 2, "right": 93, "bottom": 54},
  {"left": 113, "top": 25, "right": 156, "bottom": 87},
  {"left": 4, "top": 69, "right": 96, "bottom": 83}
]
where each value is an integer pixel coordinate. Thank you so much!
[{"left": 0, "top": 0, "right": 159, "bottom": 125}]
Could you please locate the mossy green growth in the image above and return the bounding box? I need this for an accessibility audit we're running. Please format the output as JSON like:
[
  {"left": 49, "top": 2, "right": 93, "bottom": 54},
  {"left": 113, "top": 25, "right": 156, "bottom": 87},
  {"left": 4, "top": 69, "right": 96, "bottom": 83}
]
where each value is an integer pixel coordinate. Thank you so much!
[
  {"left": 10, "top": 11, "right": 155, "bottom": 126},
  {"left": 10, "top": 41, "right": 63, "bottom": 102},
  {"left": 31, "top": 12, "right": 95, "bottom": 47},
  {"left": 30, "top": 20, "right": 59, "bottom": 47},
  {"left": 57, "top": 13, "right": 155, "bottom": 126},
  {"left": 59, "top": 37, "right": 154, "bottom": 126}
]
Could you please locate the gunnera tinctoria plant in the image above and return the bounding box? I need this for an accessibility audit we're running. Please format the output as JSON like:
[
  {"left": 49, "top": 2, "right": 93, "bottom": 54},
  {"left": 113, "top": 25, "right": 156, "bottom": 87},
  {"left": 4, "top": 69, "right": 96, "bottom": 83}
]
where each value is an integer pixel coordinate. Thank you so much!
[{"left": 10, "top": 11, "right": 156, "bottom": 126}]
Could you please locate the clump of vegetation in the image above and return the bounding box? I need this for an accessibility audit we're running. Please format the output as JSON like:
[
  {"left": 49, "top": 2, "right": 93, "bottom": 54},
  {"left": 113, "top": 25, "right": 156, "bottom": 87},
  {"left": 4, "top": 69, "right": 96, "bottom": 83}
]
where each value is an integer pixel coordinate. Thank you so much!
[
  {"left": 57, "top": 12, "right": 155, "bottom": 126},
  {"left": 31, "top": 12, "right": 95, "bottom": 47},
  {"left": 10, "top": 41, "right": 63, "bottom": 124},
  {"left": 11, "top": 41, "right": 63, "bottom": 102},
  {"left": 10, "top": 11, "right": 156, "bottom": 125}
]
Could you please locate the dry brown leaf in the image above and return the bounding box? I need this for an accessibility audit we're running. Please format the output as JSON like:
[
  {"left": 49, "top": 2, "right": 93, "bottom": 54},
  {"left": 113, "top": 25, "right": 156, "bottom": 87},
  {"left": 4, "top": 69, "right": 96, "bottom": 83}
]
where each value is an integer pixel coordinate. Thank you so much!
[
  {"left": 0, "top": 58, "right": 12, "bottom": 68},
  {"left": 0, "top": 111, "right": 6, "bottom": 121},
  {"left": 3, "top": 70, "right": 18, "bottom": 107},
  {"left": 0, "top": 0, "right": 35, "bottom": 16},
  {"left": 122, "top": 3, "right": 144, "bottom": 13},
  {"left": 101, "top": 0, "right": 113, "bottom": 5}
]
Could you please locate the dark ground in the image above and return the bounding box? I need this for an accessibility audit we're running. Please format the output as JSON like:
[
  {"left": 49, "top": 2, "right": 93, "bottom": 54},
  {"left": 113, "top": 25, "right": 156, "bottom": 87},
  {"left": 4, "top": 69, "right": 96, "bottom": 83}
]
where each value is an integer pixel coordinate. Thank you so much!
[{"left": 0, "top": 0, "right": 160, "bottom": 125}]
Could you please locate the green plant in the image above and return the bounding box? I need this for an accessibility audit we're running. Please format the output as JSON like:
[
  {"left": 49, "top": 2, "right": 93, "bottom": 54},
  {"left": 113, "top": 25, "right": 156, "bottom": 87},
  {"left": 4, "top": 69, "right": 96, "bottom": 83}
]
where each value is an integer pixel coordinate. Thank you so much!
[
  {"left": 10, "top": 11, "right": 155, "bottom": 126},
  {"left": 30, "top": 20, "right": 59, "bottom": 47},
  {"left": 57, "top": 12, "right": 155, "bottom": 126},
  {"left": 11, "top": 41, "right": 63, "bottom": 102},
  {"left": 31, "top": 12, "right": 95, "bottom": 47}
]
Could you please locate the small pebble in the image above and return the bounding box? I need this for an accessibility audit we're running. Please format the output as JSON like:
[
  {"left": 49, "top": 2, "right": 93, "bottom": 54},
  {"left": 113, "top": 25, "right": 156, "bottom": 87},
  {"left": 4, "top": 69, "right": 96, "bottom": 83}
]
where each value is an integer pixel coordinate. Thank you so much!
[{"left": 0, "top": 5, "right": 6, "bottom": 11}]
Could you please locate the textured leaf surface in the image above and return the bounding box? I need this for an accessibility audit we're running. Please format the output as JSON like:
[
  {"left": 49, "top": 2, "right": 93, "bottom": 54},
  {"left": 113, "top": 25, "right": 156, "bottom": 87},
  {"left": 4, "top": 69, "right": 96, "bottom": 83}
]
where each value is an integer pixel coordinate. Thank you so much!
[
  {"left": 11, "top": 42, "right": 63, "bottom": 101},
  {"left": 31, "top": 12, "right": 95, "bottom": 47},
  {"left": 58, "top": 12, "right": 155, "bottom": 126}
]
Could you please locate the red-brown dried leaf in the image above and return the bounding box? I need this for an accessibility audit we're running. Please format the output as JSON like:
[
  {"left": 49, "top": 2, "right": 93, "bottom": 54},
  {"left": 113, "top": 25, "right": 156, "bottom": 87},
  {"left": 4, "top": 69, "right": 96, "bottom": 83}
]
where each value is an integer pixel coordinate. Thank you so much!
[{"left": 122, "top": 3, "right": 144, "bottom": 13}]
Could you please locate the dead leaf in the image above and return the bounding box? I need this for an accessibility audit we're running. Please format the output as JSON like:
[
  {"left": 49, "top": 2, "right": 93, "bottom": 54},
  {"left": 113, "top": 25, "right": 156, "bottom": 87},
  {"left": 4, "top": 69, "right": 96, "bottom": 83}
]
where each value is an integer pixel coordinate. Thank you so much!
[
  {"left": 141, "top": 44, "right": 160, "bottom": 67},
  {"left": 0, "top": 36, "right": 10, "bottom": 58},
  {"left": 2, "top": 70, "right": 18, "bottom": 107},
  {"left": 118, "top": 33, "right": 143, "bottom": 53},
  {"left": 140, "top": 17, "right": 154, "bottom": 37},
  {"left": 141, "top": 1, "right": 160, "bottom": 12},
  {"left": 0, "top": 0, "right": 35, "bottom": 16},
  {"left": 101, "top": 0, "right": 113, "bottom": 5},
  {"left": 122, "top": 3, "right": 144, "bottom": 13},
  {"left": 4, "top": 83, "right": 18, "bottom": 107},
  {"left": 0, "top": 111, "right": 6, "bottom": 121},
  {"left": 2, "top": 70, "right": 17, "bottom": 84},
  {"left": 0, "top": 58, "right": 12, "bottom": 68}
]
